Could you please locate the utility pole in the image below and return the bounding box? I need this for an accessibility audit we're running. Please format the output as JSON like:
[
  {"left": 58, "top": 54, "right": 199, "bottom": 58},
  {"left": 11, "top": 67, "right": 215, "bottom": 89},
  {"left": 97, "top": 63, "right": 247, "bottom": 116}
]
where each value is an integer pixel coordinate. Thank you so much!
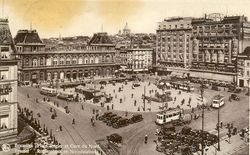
[
  {"left": 200, "top": 85, "right": 205, "bottom": 155},
  {"left": 143, "top": 85, "right": 146, "bottom": 111},
  {"left": 217, "top": 102, "right": 221, "bottom": 151}
]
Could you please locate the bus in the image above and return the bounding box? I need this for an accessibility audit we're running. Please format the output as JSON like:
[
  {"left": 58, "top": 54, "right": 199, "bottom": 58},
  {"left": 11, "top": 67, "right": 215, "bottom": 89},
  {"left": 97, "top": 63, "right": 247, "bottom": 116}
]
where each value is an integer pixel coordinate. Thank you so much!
[
  {"left": 40, "top": 87, "right": 57, "bottom": 96},
  {"left": 156, "top": 108, "right": 182, "bottom": 125},
  {"left": 211, "top": 95, "right": 225, "bottom": 108},
  {"left": 57, "top": 91, "right": 74, "bottom": 102}
]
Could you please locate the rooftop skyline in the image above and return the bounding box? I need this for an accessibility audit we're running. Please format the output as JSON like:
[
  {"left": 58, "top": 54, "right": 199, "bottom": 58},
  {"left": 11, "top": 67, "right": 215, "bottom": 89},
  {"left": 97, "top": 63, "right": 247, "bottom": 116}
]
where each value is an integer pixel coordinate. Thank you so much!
[{"left": 2, "top": 0, "right": 250, "bottom": 38}]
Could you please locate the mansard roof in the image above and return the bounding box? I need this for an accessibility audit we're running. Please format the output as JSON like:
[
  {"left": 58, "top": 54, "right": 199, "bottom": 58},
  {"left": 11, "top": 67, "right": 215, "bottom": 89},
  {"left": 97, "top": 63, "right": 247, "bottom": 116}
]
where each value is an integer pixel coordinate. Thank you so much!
[
  {"left": 89, "top": 32, "right": 114, "bottom": 46},
  {"left": 14, "top": 29, "right": 44, "bottom": 45}
]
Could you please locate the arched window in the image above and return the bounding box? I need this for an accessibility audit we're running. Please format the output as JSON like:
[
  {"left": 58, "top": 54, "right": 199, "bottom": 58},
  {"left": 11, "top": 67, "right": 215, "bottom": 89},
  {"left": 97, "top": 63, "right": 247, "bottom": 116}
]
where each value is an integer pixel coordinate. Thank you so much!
[
  {"left": 53, "top": 57, "right": 58, "bottom": 65},
  {"left": 32, "top": 58, "right": 38, "bottom": 67},
  {"left": 72, "top": 56, "right": 77, "bottom": 64},
  {"left": 90, "top": 57, "right": 94, "bottom": 64},
  {"left": 46, "top": 57, "right": 51, "bottom": 66},
  {"left": 78, "top": 57, "right": 83, "bottom": 64},
  {"left": 25, "top": 58, "right": 29, "bottom": 66},
  {"left": 66, "top": 56, "right": 71, "bottom": 65},
  {"left": 95, "top": 57, "right": 99, "bottom": 63},
  {"left": 40, "top": 57, "right": 44, "bottom": 66},
  {"left": 60, "top": 57, "right": 65, "bottom": 65},
  {"left": 84, "top": 57, "right": 89, "bottom": 64}
]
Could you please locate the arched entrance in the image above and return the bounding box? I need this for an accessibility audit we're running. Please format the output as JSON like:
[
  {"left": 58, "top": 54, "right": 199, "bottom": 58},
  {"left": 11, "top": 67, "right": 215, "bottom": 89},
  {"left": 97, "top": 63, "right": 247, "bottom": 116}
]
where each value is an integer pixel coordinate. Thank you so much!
[
  {"left": 84, "top": 70, "right": 89, "bottom": 77},
  {"left": 106, "top": 69, "right": 110, "bottom": 76},
  {"left": 31, "top": 73, "right": 38, "bottom": 83},
  {"left": 79, "top": 70, "right": 83, "bottom": 78},
  {"left": 53, "top": 72, "right": 58, "bottom": 80},
  {"left": 66, "top": 71, "right": 71, "bottom": 79},
  {"left": 60, "top": 72, "right": 64, "bottom": 80},
  {"left": 72, "top": 70, "right": 77, "bottom": 80},
  {"left": 47, "top": 72, "right": 51, "bottom": 81},
  {"left": 95, "top": 69, "right": 99, "bottom": 76}
]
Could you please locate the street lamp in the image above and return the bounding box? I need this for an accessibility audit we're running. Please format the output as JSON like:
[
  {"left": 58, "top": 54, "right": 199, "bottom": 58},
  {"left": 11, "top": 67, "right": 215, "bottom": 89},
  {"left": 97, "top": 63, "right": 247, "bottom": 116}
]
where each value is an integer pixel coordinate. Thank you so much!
[{"left": 200, "top": 85, "right": 205, "bottom": 155}]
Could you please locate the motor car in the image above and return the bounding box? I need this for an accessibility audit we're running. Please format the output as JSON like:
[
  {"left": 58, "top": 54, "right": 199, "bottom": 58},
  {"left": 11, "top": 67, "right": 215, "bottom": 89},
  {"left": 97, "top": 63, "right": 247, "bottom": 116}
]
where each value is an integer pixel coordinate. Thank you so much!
[
  {"left": 129, "top": 114, "right": 143, "bottom": 123},
  {"left": 98, "top": 112, "right": 112, "bottom": 121},
  {"left": 106, "top": 116, "right": 122, "bottom": 126},
  {"left": 107, "top": 133, "right": 122, "bottom": 144},
  {"left": 231, "top": 94, "right": 240, "bottom": 101},
  {"left": 103, "top": 114, "right": 117, "bottom": 123},
  {"left": 234, "top": 88, "right": 241, "bottom": 93},
  {"left": 228, "top": 87, "right": 235, "bottom": 92},
  {"left": 211, "top": 85, "right": 220, "bottom": 91},
  {"left": 112, "top": 118, "right": 129, "bottom": 128}
]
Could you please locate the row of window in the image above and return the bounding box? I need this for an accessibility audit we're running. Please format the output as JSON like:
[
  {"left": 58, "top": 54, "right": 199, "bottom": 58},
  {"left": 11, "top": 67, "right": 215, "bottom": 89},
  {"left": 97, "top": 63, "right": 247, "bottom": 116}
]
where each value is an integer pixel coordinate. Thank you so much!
[{"left": 24, "top": 56, "right": 114, "bottom": 67}]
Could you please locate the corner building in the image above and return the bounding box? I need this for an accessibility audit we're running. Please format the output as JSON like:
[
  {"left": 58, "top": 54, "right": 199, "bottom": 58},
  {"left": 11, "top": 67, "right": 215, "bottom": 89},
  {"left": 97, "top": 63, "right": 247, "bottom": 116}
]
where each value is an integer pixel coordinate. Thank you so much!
[
  {"left": 190, "top": 14, "right": 250, "bottom": 82},
  {"left": 0, "top": 18, "right": 18, "bottom": 146},
  {"left": 16, "top": 31, "right": 119, "bottom": 85}
]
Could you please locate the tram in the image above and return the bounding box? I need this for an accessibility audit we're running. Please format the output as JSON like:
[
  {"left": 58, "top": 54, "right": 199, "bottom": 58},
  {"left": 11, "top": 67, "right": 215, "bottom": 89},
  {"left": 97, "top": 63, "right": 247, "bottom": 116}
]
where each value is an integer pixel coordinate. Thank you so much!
[
  {"left": 211, "top": 95, "right": 225, "bottom": 108},
  {"left": 40, "top": 87, "right": 57, "bottom": 96},
  {"left": 156, "top": 108, "right": 182, "bottom": 125}
]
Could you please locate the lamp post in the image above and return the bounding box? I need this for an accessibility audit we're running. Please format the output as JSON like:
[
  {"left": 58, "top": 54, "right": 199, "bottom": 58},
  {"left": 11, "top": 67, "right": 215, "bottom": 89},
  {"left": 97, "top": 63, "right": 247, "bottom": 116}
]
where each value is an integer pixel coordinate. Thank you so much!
[
  {"left": 200, "top": 85, "right": 205, "bottom": 155},
  {"left": 217, "top": 102, "right": 221, "bottom": 151}
]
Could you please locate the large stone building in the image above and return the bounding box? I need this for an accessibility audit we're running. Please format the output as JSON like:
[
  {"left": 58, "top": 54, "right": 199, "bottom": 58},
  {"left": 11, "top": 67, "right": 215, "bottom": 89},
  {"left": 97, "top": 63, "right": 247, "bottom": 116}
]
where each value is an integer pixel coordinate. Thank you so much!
[
  {"left": 155, "top": 14, "right": 250, "bottom": 82},
  {"left": 127, "top": 48, "right": 153, "bottom": 72},
  {"left": 16, "top": 31, "right": 119, "bottom": 85},
  {"left": 190, "top": 14, "right": 250, "bottom": 82},
  {"left": 0, "top": 18, "right": 18, "bottom": 146},
  {"left": 238, "top": 46, "right": 250, "bottom": 87},
  {"left": 156, "top": 17, "right": 193, "bottom": 75}
]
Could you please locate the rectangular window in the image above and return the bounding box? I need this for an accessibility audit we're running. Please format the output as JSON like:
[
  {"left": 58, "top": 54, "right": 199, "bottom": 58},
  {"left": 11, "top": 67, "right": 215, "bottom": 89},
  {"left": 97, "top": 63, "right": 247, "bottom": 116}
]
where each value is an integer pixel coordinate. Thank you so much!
[
  {"left": 0, "top": 46, "right": 10, "bottom": 59},
  {"left": 0, "top": 115, "right": 9, "bottom": 130},
  {"left": 0, "top": 71, "right": 8, "bottom": 80},
  {"left": 247, "top": 71, "right": 250, "bottom": 76}
]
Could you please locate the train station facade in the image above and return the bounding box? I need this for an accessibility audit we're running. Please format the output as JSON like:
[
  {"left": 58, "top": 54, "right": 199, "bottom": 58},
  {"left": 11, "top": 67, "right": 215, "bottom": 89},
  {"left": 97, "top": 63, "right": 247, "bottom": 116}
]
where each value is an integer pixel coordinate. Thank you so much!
[{"left": 15, "top": 31, "right": 119, "bottom": 84}]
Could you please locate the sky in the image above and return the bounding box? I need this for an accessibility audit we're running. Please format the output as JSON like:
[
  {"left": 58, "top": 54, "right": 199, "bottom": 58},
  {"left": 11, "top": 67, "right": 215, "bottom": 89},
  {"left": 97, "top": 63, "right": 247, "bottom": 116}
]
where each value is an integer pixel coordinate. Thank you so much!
[{"left": 2, "top": 0, "right": 250, "bottom": 38}]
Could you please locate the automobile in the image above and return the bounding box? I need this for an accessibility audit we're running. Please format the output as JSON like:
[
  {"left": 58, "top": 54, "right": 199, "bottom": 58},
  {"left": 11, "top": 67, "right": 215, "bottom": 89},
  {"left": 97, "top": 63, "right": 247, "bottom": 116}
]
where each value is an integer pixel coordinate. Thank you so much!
[
  {"left": 246, "top": 92, "right": 250, "bottom": 96},
  {"left": 112, "top": 118, "right": 129, "bottom": 128},
  {"left": 234, "top": 88, "right": 242, "bottom": 93},
  {"left": 103, "top": 114, "right": 117, "bottom": 123},
  {"left": 106, "top": 116, "right": 122, "bottom": 126},
  {"left": 129, "top": 114, "right": 143, "bottom": 123},
  {"left": 228, "top": 87, "right": 235, "bottom": 93},
  {"left": 98, "top": 112, "right": 112, "bottom": 121},
  {"left": 211, "top": 85, "right": 220, "bottom": 91},
  {"left": 107, "top": 133, "right": 122, "bottom": 144},
  {"left": 230, "top": 94, "right": 240, "bottom": 101},
  {"left": 133, "top": 82, "right": 140, "bottom": 87}
]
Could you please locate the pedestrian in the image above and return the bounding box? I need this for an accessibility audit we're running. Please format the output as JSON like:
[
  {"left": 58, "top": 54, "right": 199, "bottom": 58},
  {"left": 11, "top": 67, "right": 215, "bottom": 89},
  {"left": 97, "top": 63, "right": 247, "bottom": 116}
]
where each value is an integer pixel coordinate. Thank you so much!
[
  {"left": 131, "top": 93, "right": 134, "bottom": 98},
  {"left": 111, "top": 104, "right": 114, "bottom": 110},
  {"left": 227, "top": 133, "right": 231, "bottom": 143},
  {"left": 27, "top": 93, "right": 29, "bottom": 98},
  {"left": 134, "top": 100, "right": 137, "bottom": 106},
  {"left": 43, "top": 97, "right": 46, "bottom": 102},
  {"left": 220, "top": 121, "right": 223, "bottom": 128},
  {"left": 230, "top": 123, "right": 234, "bottom": 129},
  {"left": 120, "top": 98, "right": 122, "bottom": 103},
  {"left": 96, "top": 113, "right": 99, "bottom": 120},
  {"left": 93, "top": 109, "right": 95, "bottom": 114},
  {"left": 72, "top": 119, "right": 75, "bottom": 125},
  {"left": 59, "top": 125, "right": 62, "bottom": 131},
  {"left": 144, "top": 135, "right": 148, "bottom": 144},
  {"left": 82, "top": 105, "right": 84, "bottom": 110}
]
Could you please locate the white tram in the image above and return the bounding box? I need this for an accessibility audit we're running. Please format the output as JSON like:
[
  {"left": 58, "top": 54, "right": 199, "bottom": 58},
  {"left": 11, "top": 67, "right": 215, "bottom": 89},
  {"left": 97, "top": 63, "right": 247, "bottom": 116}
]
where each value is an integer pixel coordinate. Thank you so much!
[
  {"left": 156, "top": 108, "right": 182, "bottom": 125},
  {"left": 211, "top": 95, "right": 225, "bottom": 108}
]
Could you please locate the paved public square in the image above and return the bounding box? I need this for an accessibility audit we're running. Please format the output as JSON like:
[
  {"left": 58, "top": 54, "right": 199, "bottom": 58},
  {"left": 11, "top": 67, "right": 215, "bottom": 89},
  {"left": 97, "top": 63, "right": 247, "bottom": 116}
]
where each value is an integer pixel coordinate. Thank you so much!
[{"left": 17, "top": 75, "right": 249, "bottom": 155}]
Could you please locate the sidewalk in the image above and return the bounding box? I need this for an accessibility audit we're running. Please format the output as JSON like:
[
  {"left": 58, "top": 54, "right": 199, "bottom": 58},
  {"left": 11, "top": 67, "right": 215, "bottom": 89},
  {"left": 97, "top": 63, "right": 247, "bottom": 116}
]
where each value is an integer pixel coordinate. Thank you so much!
[{"left": 194, "top": 132, "right": 249, "bottom": 155}]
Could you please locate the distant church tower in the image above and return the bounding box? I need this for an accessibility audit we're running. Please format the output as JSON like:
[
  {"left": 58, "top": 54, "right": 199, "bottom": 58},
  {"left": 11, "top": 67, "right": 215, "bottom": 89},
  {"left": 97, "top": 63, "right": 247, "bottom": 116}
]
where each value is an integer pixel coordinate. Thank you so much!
[{"left": 123, "top": 22, "right": 131, "bottom": 35}]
